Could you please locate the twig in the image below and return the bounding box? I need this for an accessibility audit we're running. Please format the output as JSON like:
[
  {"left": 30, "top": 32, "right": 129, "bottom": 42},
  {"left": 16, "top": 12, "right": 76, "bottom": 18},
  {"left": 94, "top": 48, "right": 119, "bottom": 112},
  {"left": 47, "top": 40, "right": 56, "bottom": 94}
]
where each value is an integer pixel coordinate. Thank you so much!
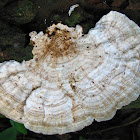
[{"left": 86, "top": 117, "right": 140, "bottom": 134}]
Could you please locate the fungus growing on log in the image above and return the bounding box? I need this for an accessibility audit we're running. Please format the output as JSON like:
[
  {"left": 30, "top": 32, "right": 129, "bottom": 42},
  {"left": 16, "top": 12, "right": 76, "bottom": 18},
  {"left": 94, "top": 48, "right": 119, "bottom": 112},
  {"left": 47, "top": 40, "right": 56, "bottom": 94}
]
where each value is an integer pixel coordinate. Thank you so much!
[{"left": 0, "top": 11, "right": 139, "bottom": 134}]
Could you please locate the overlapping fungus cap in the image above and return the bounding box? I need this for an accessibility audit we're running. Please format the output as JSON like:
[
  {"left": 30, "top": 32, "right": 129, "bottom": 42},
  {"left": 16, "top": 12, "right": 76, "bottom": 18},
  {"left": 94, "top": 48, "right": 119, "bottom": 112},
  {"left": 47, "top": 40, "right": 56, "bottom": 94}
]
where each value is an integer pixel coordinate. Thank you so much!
[{"left": 0, "top": 11, "right": 139, "bottom": 135}]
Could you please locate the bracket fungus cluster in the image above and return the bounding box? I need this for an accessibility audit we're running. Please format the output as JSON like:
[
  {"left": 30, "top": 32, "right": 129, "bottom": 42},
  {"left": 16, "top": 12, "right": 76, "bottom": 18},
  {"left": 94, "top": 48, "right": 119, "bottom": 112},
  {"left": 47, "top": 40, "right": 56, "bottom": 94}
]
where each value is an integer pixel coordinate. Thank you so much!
[{"left": 0, "top": 11, "right": 140, "bottom": 135}]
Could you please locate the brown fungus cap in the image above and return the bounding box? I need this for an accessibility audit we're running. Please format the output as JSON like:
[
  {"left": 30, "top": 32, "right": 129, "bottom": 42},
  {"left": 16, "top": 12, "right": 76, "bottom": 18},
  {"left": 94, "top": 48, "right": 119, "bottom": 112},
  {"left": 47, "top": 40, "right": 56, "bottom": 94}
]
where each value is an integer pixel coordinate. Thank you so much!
[
  {"left": 30, "top": 23, "right": 82, "bottom": 65},
  {"left": 0, "top": 11, "right": 139, "bottom": 135}
]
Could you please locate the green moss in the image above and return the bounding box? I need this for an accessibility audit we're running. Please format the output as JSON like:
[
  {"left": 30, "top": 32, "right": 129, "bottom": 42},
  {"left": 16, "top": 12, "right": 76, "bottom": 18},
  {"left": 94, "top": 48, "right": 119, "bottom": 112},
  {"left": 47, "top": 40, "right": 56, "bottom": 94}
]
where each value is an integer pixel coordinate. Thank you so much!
[
  {"left": 52, "top": 14, "right": 62, "bottom": 21},
  {"left": 65, "top": 10, "right": 85, "bottom": 27},
  {"left": 122, "top": 96, "right": 140, "bottom": 109},
  {"left": 0, "top": 45, "right": 33, "bottom": 63},
  {"left": 12, "top": 0, "right": 36, "bottom": 24},
  {"left": 8, "top": 45, "right": 33, "bottom": 62}
]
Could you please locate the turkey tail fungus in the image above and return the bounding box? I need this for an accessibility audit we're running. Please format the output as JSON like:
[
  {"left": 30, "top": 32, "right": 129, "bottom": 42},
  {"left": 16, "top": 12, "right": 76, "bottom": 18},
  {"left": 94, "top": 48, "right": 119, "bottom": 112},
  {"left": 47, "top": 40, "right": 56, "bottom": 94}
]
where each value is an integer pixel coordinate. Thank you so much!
[{"left": 0, "top": 11, "right": 139, "bottom": 134}]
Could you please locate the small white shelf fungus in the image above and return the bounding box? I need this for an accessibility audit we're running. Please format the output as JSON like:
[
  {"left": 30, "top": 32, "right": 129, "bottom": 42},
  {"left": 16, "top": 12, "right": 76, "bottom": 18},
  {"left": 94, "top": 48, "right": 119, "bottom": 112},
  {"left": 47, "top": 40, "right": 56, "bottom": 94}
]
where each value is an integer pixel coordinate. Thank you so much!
[
  {"left": 68, "top": 4, "right": 79, "bottom": 16},
  {"left": 0, "top": 11, "right": 140, "bottom": 135}
]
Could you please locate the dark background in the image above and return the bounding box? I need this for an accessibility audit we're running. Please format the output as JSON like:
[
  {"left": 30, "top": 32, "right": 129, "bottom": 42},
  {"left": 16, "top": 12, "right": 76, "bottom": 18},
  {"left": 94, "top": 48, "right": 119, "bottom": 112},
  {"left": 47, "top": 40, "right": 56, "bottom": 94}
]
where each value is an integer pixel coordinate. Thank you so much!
[{"left": 0, "top": 0, "right": 140, "bottom": 140}]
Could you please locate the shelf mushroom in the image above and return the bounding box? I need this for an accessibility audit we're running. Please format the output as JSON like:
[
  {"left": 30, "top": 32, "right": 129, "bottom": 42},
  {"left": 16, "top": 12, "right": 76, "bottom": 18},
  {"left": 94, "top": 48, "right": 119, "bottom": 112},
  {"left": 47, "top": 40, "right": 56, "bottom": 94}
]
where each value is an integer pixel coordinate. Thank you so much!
[{"left": 0, "top": 11, "right": 139, "bottom": 135}]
